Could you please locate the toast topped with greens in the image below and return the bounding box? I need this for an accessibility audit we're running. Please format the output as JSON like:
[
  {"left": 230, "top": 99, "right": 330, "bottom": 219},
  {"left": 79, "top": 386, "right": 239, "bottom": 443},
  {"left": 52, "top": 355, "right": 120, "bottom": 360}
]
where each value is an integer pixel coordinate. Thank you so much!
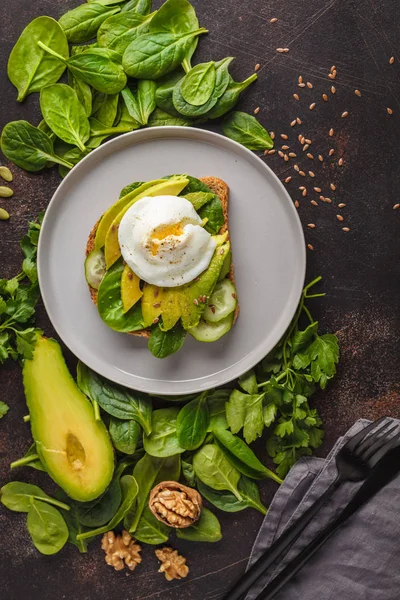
[{"left": 85, "top": 174, "right": 238, "bottom": 358}]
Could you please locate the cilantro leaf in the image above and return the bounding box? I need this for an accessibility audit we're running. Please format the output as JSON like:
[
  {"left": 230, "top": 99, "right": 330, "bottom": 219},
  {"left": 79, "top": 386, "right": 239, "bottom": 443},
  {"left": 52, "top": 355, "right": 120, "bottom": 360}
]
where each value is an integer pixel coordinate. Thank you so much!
[{"left": 0, "top": 400, "right": 9, "bottom": 418}]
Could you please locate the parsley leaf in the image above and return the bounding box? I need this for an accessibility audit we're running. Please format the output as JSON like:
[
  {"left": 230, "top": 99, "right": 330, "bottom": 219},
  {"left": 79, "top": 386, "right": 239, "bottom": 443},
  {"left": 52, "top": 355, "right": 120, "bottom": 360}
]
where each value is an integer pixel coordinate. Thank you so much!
[
  {"left": 226, "top": 390, "right": 265, "bottom": 444},
  {"left": 0, "top": 400, "right": 9, "bottom": 418}
]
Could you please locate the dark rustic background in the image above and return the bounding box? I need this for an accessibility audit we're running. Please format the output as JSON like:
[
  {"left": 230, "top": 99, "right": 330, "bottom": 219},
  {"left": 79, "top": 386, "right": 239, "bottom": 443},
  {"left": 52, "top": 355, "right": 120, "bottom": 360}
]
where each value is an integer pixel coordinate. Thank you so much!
[{"left": 1, "top": 0, "right": 399, "bottom": 598}]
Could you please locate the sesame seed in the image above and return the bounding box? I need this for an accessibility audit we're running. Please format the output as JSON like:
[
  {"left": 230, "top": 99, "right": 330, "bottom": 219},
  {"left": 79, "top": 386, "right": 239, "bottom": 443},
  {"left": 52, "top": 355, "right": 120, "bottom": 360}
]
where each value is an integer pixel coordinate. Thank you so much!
[
  {"left": 278, "top": 151, "right": 284, "bottom": 157},
  {"left": 307, "top": 223, "right": 316, "bottom": 228},
  {"left": 299, "top": 170, "right": 306, "bottom": 177},
  {"left": 389, "top": 56, "right": 395, "bottom": 65},
  {"left": 318, "top": 154, "right": 324, "bottom": 162},
  {"left": 282, "top": 145, "right": 289, "bottom": 150},
  {"left": 284, "top": 176, "right": 292, "bottom": 183},
  {"left": 294, "top": 200, "right": 300, "bottom": 208},
  {"left": 311, "top": 200, "right": 318, "bottom": 206},
  {"left": 270, "top": 131, "right": 275, "bottom": 139},
  {"left": 338, "top": 203, "right": 346, "bottom": 208},
  {"left": 307, "top": 82, "right": 313, "bottom": 89},
  {"left": 293, "top": 94, "right": 300, "bottom": 101},
  {"left": 336, "top": 214, "right": 344, "bottom": 221},
  {"left": 307, "top": 153, "right": 314, "bottom": 159},
  {"left": 296, "top": 117, "right": 302, "bottom": 124},
  {"left": 305, "top": 138, "right": 312, "bottom": 144},
  {"left": 342, "top": 227, "right": 350, "bottom": 232},
  {"left": 341, "top": 111, "right": 349, "bottom": 118},
  {"left": 329, "top": 128, "right": 334, "bottom": 136},
  {"left": 303, "top": 144, "right": 310, "bottom": 151},
  {"left": 302, "top": 188, "right": 307, "bottom": 197},
  {"left": 284, "top": 154, "right": 289, "bottom": 161},
  {"left": 270, "top": 17, "right": 278, "bottom": 23},
  {"left": 329, "top": 148, "right": 335, "bottom": 156},
  {"left": 330, "top": 183, "right": 336, "bottom": 191},
  {"left": 387, "top": 107, "right": 393, "bottom": 115},
  {"left": 290, "top": 119, "right": 297, "bottom": 126},
  {"left": 331, "top": 86, "right": 336, "bottom": 94},
  {"left": 298, "top": 83, "right": 306, "bottom": 88},
  {"left": 289, "top": 152, "right": 297, "bottom": 157},
  {"left": 281, "top": 133, "right": 288, "bottom": 139},
  {"left": 355, "top": 89, "right": 361, "bottom": 97},
  {"left": 393, "top": 203, "right": 400, "bottom": 209},
  {"left": 338, "top": 158, "right": 344, "bottom": 166},
  {"left": 309, "top": 170, "right": 315, "bottom": 177},
  {"left": 314, "top": 187, "right": 322, "bottom": 193},
  {"left": 309, "top": 102, "right": 316, "bottom": 110},
  {"left": 255, "top": 63, "right": 260, "bottom": 71},
  {"left": 254, "top": 106, "right": 260, "bottom": 114},
  {"left": 294, "top": 164, "right": 300, "bottom": 172},
  {"left": 307, "top": 244, "right": 314, "bottom": 251},
  {"left": 322, "top": 94, "right": 328, "bottom": 101}
]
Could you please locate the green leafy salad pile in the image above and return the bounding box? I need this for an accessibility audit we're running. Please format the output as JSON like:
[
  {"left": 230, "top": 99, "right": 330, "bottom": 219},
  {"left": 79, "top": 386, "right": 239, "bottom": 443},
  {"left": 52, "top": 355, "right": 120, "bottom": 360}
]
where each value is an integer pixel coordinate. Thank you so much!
[{"left": 1, "top": 0, "right": 273, "bottom": 177}]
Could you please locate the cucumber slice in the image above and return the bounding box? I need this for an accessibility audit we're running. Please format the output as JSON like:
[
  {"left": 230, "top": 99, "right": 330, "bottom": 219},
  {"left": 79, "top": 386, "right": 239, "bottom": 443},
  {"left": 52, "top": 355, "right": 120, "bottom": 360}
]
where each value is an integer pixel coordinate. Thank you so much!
[
  {"left": 85, "top": 249, "right": 106, "bottom": 290},
  {"left": 189, "top": 313, "right": 234, "bottom": 342},
  {"left": 203, "top": 279, "right": 237, "bottom": 323}
]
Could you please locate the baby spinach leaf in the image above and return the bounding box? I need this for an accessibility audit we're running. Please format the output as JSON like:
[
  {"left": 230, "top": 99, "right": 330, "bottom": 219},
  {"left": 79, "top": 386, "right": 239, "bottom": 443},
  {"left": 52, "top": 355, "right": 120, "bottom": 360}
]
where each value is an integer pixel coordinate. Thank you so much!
[
  {"left": 121, "top": 80, "right": 157, "bottom": 125},
  {"left": 176, "top": 507, "right": 222, "bottom": 542},
  {"left": 77, "top": 475, "right": 139, "bottom": 540},
  {"left": 109, "top": 417, "right": 141, "bottom": 454},
  {"left": 0, "top": 482, "right": 70, "bottom": 513},
  {"left": 91, "top": 92, "right": 120, "bottom": 127},
  {"left": 197, "top": 476, "right": 267, "bottom": 515},
  {"left": 148, "top": 323, "right": 186, "bottom": 359},
  {"left": 7, "top": 16, "right": 69, "bottom": 102},
  {"left": 58, "top": 147, "right": 89, "bottom": 178},
  {"left": 40, "top": 84, "right": 90, "bottom": 152},
  {"left": 213, "top": 428, "right": 282, "bottom": 483},
  {"left": 0, "top": 400, "right": 9, "bottom": 419},
  {"left": 97, "top": 258, "right": 143, "bottom": 332},
  {"left": 223, "top": 111, "right": 273, "bottom": 151},
  {"left": 10, "top": 442, "right": 46, "bottom": 471},
  {"left": 207, "top": 73, "right": 258, "bottom": 119},
  {"left": 148, "top": 108, "right": 193, "bottom": 127},
  {"left": 68, "top": 57, "right": 93, "bottom": 118},
  {"left": 143, "top": 408, "right": 185, "bottom": 457},
  {"left": 176, "top": 392, "right": 209, "bottom": 450},
  {"left": 155, "top": 70, "right": 185, "bottom": 117},
  {"left": 181, "top": 62, "right": 216, "bottom": 106},
  {"left": 207, "top": 389, "right": 230, "bottom": 431},
  {"left": 193, "top": 444, "right": 242, "bottom": 500},
  {"left": 134, "top": 505, "right": 170, "bottom": 544},
  {"left": 198, "top": 196, "right": 224, "bottom": 234},
  {"left": 27, "top": 499, "right": 69, "bottom": 555},
  {"left": 119, "top": 181, "right": 144, "bottom": 198},
  {"left": 59, "top": 3, "right": 121, "bottom": 43},
  {"left": 97, "top": 11, "right": 154, "bottom": 55},
  {"left": 122, "top": 29, "right": 207, "bottom": 79},
  {"left": 182, "top": 458, "right": 196, "bottom": 486},
  {"left": 56, "top": 491, "right": 91, "bottom": 553},
  {"left": 0, "top": 121, "right": 74, "bottom": 173},
  {"left": 122, "top": 0, "right": 153, "bottom": 13},
  {"left": 226, "top": 389, "right": 265, "bottom": 444}
]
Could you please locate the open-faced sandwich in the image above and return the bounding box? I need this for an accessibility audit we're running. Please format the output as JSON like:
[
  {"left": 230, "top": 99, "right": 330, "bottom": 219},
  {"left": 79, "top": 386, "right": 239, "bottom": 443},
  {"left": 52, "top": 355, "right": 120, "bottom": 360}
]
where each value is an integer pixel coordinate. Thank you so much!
[{"left": 85, "top": 174, "right": 238, "bottom": 358}]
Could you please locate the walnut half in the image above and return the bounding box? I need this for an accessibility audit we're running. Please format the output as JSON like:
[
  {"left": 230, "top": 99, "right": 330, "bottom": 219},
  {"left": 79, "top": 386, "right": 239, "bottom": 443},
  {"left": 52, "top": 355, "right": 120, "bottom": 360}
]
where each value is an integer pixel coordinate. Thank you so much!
[
  {"left": 101, "top": 530, "right": 142, "bottom": 572},
  {"left": 155, "top": 547, "right": 189, "bottom": 581},
  {"left": 149, "top": 481, "right": 202, "bottom": 528}
]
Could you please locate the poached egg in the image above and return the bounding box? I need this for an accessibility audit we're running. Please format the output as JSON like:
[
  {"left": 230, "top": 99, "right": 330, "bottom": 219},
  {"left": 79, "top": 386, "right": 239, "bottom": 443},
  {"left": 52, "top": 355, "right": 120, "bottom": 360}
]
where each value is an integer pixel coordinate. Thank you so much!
[{"left": 118, "top": 195, "right": 216, "bottom": 287}]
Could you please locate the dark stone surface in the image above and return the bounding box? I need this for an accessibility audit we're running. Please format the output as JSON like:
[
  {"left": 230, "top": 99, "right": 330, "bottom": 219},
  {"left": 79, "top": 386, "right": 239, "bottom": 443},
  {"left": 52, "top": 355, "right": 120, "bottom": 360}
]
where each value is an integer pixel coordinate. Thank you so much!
[{"left": 0, "top": 0, "right": 399, "bottom": 598}]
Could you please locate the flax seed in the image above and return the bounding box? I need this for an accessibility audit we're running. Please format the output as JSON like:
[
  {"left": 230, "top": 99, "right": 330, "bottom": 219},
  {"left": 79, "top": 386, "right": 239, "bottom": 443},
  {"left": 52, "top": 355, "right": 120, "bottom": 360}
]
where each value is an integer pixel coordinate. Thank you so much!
[
  {"left": 293, "top": 93, "right": 300, "bottom": 101},
  {"left": 153, "top": 302, "right": 161, "bottom": 308},
  {"left": 299, "top": 170, "right": 306, "bottom": 177},
  {"left": 298, "top": 134, "right": 303, "bottom": 143},
  {"left": 282, "top": 145, "right": 289, "bottom": 150},
  {"left": 338, "top": 158, "right": 344, "bottom": 166},
  {"left": 153, "top": 317, "right": 159, "bottom": 324},
  {"left": 307, "top": 153, "right": 314, "bottom": 159},
  {"left": 354, "top": 89, "right": 361, "bottom": 97},
  {"left": 309, "top": 171, "right": 315, "bottom": 177},
  {"left": 311, "top": 200, "right": 318, "bottom": 206},
  {"left": 314, "top": 187, "right": 322, "bottom": 193},
  {"left": 281, "top": 133, "right": 288, "bottom": 139},
  {"left": 307, "top": 223, "right": 316, "bottom": 228},
  {"left": 389, "top": 56, "right": 395, "bottom": 65},
  {"left": 283, "top": 48, "right": 289, "bottom": 53},
  {"left": 305, "top": 139, "right": 312, "bottom": 144},
  {"left": 307, "top": 82, "right": 313, "bottom": 89},
  {"left": 329, "top": 70, "right": 337, "bottom": 79},
  {"left": 270, "top": 17, "right": 278, "bottom": 23},
  {"left": 329, "top": 128, "right": 334, "bottom": 136},
  {"left": 387, "top": 107, "right": 393, "bottom": 115},
  {"left": 330, "top": 65, "right": 336, "bottom": 72},
  {"left": 341, "top": 111, "right": 349, "bottom": 118},
  {"left": 298, "top": 75, "right": 303, "bottom": 83},
  {"left": 322, "top": 94, "right": 328, "bottom": 101},
  {"left": 298, "top": 83, "right": 306, "bottom": 88},
  {"left": 324, "top": 197, "right": 332, "bottom": 203},
  {"left": 278, "top": 151, "right": 284, "bottom": 157},
  {"left": 267, "top": 149, "right": 276, "bottom": 154},
  {"left": 329, "top": 148, "right": 335, "bottom": 156},
  {"left": 309, "top": 102, "right": 316, "bottom": 110},
  {"left": 330, "top": 183, "right": 336, "bottom": 191},
  {"left": 294, "top": 164, "right": 300, "bottom": 172},
  {"left": 254, "top": 106, "right": 260, "bottom": 114},
  {"left": 307, "top": 243, "right": 314, "bottom": 250},
  {"left": 284, "top": 154, "right": 289, "bottom": 161},
  {"left": 284, "top": 176, "right": 292, "bottom": 183},
  {"left": 290, "top": 119, "right": 297, "bottom": 126},
  {"left": 270, "top": 131, "right": 275, "bottom": 139},
  {"left": 336, "top": 214, "right": 344, "bottom": 221},
  {"left": 338, "top": 203, "right": 346, "bottom": 208},
  {"left": 342, "top": 227, "right": 350, "bottom": 232},
  {"left": 193, "top": 298, "right": 199, "bottom": 305},
  {"left": 300, "top": 136, "right": 305, "bottom": 144},
  {"left": 320, "top": 195, "right": 325, "bottom": 201},
  {"left": 331, "top": 86, "right": 336, "bottom": 94},
  {"left": 393, "top": 203, "right": 400, "bottom": 209},
  {"left": 302, "top": 188, "right": 307, "bottom": 197},
  {"left": 255, "top": 63, "right": 260, "bottom": 71},
  {"left": 277, "top": 48, "right": 285, "bottom": 53},
  {"left": 296, "top": 117, "right": 302, "bottom": 125},
  {"left": 303, "top": 144, "right": 310, "bottom": 151},
  {"left": 318, "top": 154, "right": 324, "bottom": 162},
  {"left": 294, "top": 200, "right": 300, "bottom": 208},
  {"left": 289, "top": 152, "right": 297, "bottom": 157},
  {"left": 299, "top": 185, "right": 306, "bottom": 190}
]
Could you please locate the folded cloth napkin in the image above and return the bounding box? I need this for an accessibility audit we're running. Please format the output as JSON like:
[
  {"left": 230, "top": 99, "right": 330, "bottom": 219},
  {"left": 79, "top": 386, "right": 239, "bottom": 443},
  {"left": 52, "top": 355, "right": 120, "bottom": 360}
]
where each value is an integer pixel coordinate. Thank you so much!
[{"left": 246, "top": 419, "right": 400, "bottom": 600}]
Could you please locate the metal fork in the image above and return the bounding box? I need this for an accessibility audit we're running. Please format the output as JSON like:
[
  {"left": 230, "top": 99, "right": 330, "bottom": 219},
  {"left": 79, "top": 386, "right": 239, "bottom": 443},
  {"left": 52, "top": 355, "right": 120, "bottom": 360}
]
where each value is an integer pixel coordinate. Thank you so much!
[{"left": 226, "top": 417, "right": 398, "bottom": 600}]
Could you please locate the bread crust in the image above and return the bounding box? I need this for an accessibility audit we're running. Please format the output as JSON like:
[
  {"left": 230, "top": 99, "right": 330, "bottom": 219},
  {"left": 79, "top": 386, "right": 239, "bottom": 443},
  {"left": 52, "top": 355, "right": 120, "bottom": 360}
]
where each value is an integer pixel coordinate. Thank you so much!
[{"left": 86, "top": 176, "right": 239, "bottom": 338}]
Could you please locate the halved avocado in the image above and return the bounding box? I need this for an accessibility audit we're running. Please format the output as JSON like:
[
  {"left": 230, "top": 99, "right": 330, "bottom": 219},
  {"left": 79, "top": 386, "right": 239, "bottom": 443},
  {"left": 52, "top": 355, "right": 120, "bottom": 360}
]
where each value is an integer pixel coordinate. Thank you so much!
[
  {"left": 121, "top": 264, "right": 142, "bottom": 313},
  {"left": 23, "top": 336, "right": 114, "bottom": 502},
  {"left": 104, "top": 176, "right": 190, "bottom": 269},
  {"left": 141, "top": 283, "right": 164, "bottom": 327}
]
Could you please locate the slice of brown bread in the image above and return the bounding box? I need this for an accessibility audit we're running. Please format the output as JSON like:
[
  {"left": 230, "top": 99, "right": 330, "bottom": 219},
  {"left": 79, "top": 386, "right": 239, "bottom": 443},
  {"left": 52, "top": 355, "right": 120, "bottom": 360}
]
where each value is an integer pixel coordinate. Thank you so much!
[{"left": 86, "top": 176, "right": 239, "bottom": 338}]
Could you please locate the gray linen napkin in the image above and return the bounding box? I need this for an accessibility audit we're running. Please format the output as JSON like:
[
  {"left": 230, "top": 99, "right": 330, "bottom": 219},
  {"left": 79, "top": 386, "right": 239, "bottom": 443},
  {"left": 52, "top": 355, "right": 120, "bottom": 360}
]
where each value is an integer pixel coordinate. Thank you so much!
[{"left": 246, "top": 419, "right": 400, "bottom": 600}]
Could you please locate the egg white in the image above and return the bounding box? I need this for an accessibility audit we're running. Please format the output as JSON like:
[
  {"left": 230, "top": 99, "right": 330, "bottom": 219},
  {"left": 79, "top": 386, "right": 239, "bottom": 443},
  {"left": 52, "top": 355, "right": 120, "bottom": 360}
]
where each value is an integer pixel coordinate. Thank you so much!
[{"left": 118, "top": 195, "right": 217, "bottom": 287}]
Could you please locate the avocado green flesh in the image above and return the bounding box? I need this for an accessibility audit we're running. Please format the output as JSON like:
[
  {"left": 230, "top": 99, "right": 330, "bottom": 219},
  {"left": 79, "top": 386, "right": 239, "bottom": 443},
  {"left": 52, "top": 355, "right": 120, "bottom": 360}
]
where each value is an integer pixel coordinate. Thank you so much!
[{"left": 23, "top": 337, "right": 114, "bottom": 502}]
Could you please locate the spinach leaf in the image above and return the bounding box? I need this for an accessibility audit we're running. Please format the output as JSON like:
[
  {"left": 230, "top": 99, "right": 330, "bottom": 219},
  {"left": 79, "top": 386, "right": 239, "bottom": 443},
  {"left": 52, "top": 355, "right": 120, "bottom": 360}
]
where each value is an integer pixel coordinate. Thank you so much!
[
  {"left": 97, "top": 11, "right": 154, "bottom": 55},
  {"left": 80, "top": 366, "right": 152, "bottom": 434},
  {"left": 182, "top": 458, "right": 196, "bottom": 486},
  {"left": 207, "top": 73, "right": 258, "bottom": 119},
  {"left": 0, "top": 121, "right": 73, "bottom": 173},
  {"left": 207, "top": 389, "right": 230, "bottom": 431},
  {"left": 148, "top": 323, "right": 186, "bottom": 358},
  {"left": 27, "top": 499, "right": 69, "bottom": 555},
  {"left": 10, "top": 442, "right": 46, "bottom": 472},
  {"left": 76, "top": 475, "right": 139, "bottom": 540},
  {"left": 155, "top": 70, "right": 185, "bottom": 117},
  {"left": 0, "top": 482, "right": 70, "bottom": 513},
  {"left": 134, "top": 505, "right": 170, "bottom": 544},
  {"left": 122, "top": 0, "right": 153, "bottom": 13},
  {"left": 176, "top": 507, "right": 222, "bottom": 542},
  {"left": 122, "top": 29, "right": 207, "bottom": 79},
  {"left": 68, "top": 55, "right": 93, "bottom": 118},
  {"left": 198, "top": 195, "right": 224, "bottom": 234},
  {"left": 192, "top": 444, "right": 242, "bottom": 500},
  {"left": 40, "top": 84, "right": 90, "bottom": 152},
  {"left": 213, "top": 428, "right": 282, "bottom": 483},
  {"left": 7, "top": 16, "right": 69, "bottom": 102},
  {"left": 109, "top": 417, "right": 141, "bottom": 454},
  {"left": 223, "top": 111, "right": 273, "bottom": 151},
  {"left": 197, "top": 476, "right": 267, "bottom": 515},
  {"left": 226, "top": 389, "right": 265, "bottom": 444},
  {"left": 119, "top": 181, "right": 144, "bottom": 197},
  {"left": 74, "top": 473, "right": 123, "bottom": 528},
  {"left": 176, "top": 392, "right": 209, "bottom": 450},
  {"left": 143, "top": 408, "right": 185, "bottom": 457},
  {"left": 125, "top": 453, "right": 180, "bottom": 533},
  {"left": 91, "top": 92, "right": 119, "bottom": 127},
  {"left": 97, "top": 258, "right": 143, "bottom": 332},
  {"left": 59, "top": 3, "right": 121, "bottom": 43},
  {"left": 56, "top": 491, "right": 91, "bottom": 553},
  {"left": 148, "top": 108, "right": 193, "bottom": 127},
  {"left": 58, "top": 147, "right": 89, "bottom": 178},
  {"left": 181, "top": 62, "right": 216, "bottom": 105},
  {"left": 121, "top": 80, "right": 157, "bottom": 125},
  {"left": 0, "top": 400, "right": 9, "bottom": 419}
]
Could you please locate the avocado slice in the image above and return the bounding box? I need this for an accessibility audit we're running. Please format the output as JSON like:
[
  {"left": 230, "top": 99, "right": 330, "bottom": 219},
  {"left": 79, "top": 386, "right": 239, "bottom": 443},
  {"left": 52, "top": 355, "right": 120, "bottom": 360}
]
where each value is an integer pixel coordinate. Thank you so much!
[
  {"left": 121, "top": 264, "right": 143, "bottom": 313},
  {"left": 104, "top": 176, "right": 190, "bottom": 269},
  {"left": 141, "top": 283, "right": 164, "bottom": 327},
  {"left": 94, "top": 179, "right": 166, "bottom": 250},
  {"left": 23, "top": 336, "right": 114, "bottom": 502}
]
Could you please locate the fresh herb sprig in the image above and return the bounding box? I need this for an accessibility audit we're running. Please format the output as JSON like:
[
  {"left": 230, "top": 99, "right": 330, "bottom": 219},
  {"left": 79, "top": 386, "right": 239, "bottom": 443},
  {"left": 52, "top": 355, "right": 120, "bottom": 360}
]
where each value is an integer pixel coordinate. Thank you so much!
[{"left": 0, "top": 215, "right": 43, "bottom": 363}]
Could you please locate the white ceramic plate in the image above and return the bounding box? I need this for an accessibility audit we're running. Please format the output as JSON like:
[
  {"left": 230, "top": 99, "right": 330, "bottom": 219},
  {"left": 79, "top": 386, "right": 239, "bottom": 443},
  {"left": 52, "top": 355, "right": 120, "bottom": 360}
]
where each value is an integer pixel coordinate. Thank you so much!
[{"left": 38, "top": 127, "right": 306, "bottom": 395}]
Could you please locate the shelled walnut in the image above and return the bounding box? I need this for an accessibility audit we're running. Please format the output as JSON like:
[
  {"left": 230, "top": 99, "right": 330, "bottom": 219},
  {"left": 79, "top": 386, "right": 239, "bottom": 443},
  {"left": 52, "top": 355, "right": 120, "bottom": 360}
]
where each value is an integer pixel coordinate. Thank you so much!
[
  {"left": 149, "top": 481, "right": 202, "bottom": 528},
  {"left": 101, "top": 530, "right": 142, "bottom": 572},
  {"left": 155, "top": 547, "right": 189, "bottom": 581}
]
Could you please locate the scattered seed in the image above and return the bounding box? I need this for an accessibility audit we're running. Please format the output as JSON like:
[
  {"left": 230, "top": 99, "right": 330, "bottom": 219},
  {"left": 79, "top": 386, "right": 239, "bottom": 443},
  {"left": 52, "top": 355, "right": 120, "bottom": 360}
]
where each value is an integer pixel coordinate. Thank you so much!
[
  {"left": 328, "top": 148, "right": 334, "bottom": 157},
  {"left": 282, "top": 145, "right": 290, "bottom": 150},
  {"left": 342, "top": 227, "right": 350, "bottom": 232},
  {"left": 193, "top": 298, "right": 199, "bottom": 305},
  {"left": 153, "top": 302, "right": 161, "bottom": 308},
  {"left": 219, "top": 249, "right": 225, "bottom": 255},
  {"left": 302, "top": 188, "right": 307, "bottom": 197},
  {"left": 278, "top": 151, "right": 284, "bottom": 157},
  {"left": 0, "top": 208, "right": 10, "bottom": 221},
  {"left": 299, "top": 185, "right": 306, "bottom": 190},
  {"left": 307, "top": 82, "right": 313, "bottom": 89},
  {"left": 329, "top": 128, "right": 334, "bottom": 136},
  {"left": 311, "top": 200, "right": 318, "bottom": 206},
  {"left": 284, "top": 154, "right": 289, "bottom": 161},
  {"left": 324, "top": 197, "right": 332, "bottom": 203},
  {"left": 338, "top": 158, "right": 344, "bottom": 166},
  {"left": 154, "top": 289, "right": 159, "bottom": 298},
  {"left": 270, "top": 17, "right": 278, "bottom": 23},
  {"left": 211, "top": 306, "right": 216, "bottom": 314},
  {"left": 318, "top": 154, "right": 324, "bottom": 162},
  {"left": 294, "top": 164, "right": 300, "bottom": 172},
  {"left": 331, "top": 86, "right": 336, "bottom": 94},
  {"left": 298, "top": 134, "right": 303, "bottom": 143},
  {"left": 298, "top": 82, "right": 306, "bottom": 88},
  {"left": 300, "top": 136, "right": 305, "bottom": 144},
  {"left": 303, "top": 144, "right": 309, "bottom": 151},
  {"left": 308, "top": 170, "right": 315, "bottom": 177},
  {"left": 298, "top": 76, "right": 303, "bottom": 84},
  {"left": 305, "top": 138, "right": 312, "bottom": 144},
  {"left": 389, "top": 56, "right": 395, "bottom": 65},
  {"left": 320, "top": 195, "right": 325, "bottom": 201},
  {"left": 309, "top": 103, "right": 316, "bottom": 110},
  {"left": 307, "top": 223, "right": 316, "bottom": 228},
  {"left": 336, "top": 215, "right": 344, "bottom": 221},
  {"left": 277, "top": 48, "right": 285, "bottom": 53},
  {"left": 0, "top": 186, "right": 13, "bottom": 198},
  {"left": 288, "top": 152, "right": 297, "bottom": 158},
  {"left": 330, "top": 183, "right": 336, "bottom": 191},
  {"left": 270, "top": 131, "right": 275, "bottom": 139},
  {"left": 293, "top": 93, "right": 300, "bottom": 101},
  {"left": 329, "top": 70, "right": 337, "bottom": 79},
  {"left": 294, "top": 200, "right": 300, "bottom": 208},
  {"left": 255, "top": 63, "right": 260, "bottom": 71},
  {"left": 307, "top": 243, "right": 314, "bottom": 251},
  {"left": 314, "top": 187, "right": 322, "bottom": 193},
  {"left": 0, "top": 167, "right": 13, "bottom": 182},
  {"left": 296, "top": 117, "right": 302, "bottom": 125},
  {"left": 338, "top": 203, "right": 346, "bottom": 208},
  {"left": 284, "top": 176, "right": 292, "bottom": 183},
  {"left": 290, "top": 119, "right": 297, "bottom": 126},
  {"left": 341, "top": 111, "right": 349, "bottom": 118},
  {"left": 393, "top": 203, "right": 400, "bottom": 210},
  {"left": 283, "top": 48, "right": 289, "bottom": 52},
  {"left": 387, "top": 107, "right": 393, "bottom": 115},
  {"left": 254, "top": 106, "right": 260, "bottom": 114},
  {"left": 152, "top": 317, "right": 159, "bottom": 324},
  {"left": 330, "top": 65, "right": 336, "bottom": 72},
  {"left": 265, "top": 149, "right": 276, "bottom": 155},
  {"left": 307, "top": 153, "right": 314, "bottom": 159},
  {"left": 354, "top": 89, "right": 361, "bottom": 97},
  {"left": 281, "top": 133, "right": 288, "bottom": 140},
  {"left": 299, "top": 170, "right": 306, "bottom": 177}
]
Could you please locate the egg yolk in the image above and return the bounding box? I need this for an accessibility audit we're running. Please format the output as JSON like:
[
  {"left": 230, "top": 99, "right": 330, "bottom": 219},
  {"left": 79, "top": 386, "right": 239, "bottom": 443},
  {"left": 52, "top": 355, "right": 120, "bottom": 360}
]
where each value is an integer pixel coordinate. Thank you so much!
[{"left": 149, "top": 222, "right": 184, "bottom": 256}]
